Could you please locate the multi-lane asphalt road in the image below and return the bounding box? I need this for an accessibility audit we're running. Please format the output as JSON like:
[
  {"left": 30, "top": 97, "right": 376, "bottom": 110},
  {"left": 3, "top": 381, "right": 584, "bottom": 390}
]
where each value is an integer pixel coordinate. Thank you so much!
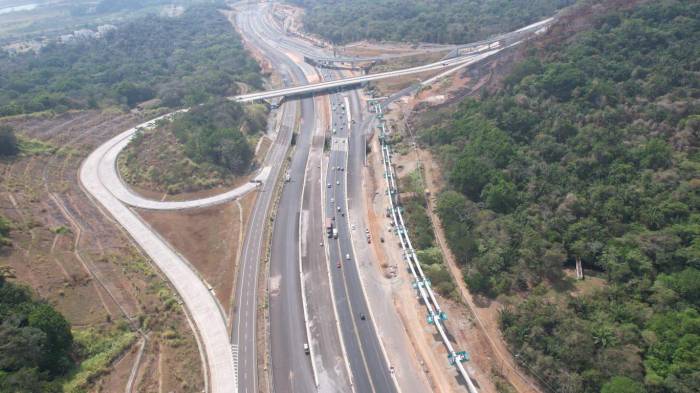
[
  {"left": 232, "top": 6, "right": 316, "bottom": 393},
  {"left": 322, "top": 82, "right": 397, "bottom": 393},
  {"left": 235, "top": 5, "right": 397, "bottom": 393}
]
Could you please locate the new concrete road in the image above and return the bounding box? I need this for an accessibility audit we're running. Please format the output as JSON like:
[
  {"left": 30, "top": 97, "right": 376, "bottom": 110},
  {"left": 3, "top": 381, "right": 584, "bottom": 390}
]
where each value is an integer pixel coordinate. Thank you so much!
[
  {"left": 80, "top": 120, "right": 236, "bottom": 392},
  {"left": 89, "top": 109, "right": 266, "bottom": 211}
]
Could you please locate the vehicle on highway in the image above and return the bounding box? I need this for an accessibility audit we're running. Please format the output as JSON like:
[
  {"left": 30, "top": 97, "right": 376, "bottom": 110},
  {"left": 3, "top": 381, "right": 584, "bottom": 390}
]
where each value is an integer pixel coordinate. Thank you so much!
[
  {"left": 304, "top": 343, "right": 310, "bottom": 354},
  {"left": 360, "top": 313, "right": 366, "bottom": 320},
  {"left": 336, "top": 180, "right": 340, "bottom": 185},
  {"left": 326, "top": 218, "right": 334, "bottom": 237},
  {"left": 327, "top": 182, "right": 331, "bottom": 188},
  {"left": 346, "top": 254, "right": 350, "bottom": 260}
]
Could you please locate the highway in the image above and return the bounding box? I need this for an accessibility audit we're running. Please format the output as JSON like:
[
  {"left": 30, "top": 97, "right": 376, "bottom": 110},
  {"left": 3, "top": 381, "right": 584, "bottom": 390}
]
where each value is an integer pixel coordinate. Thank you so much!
[
  {"left": 235, "top": 4, "right": 324, "bottom": 393},
  {"left": 236, "top": 5, "right": 398, "bottom": 393},
  {"left": 231, "top": 14, "right": 303, "bottom": 392},
  {"left": 322, "top": 80, "right": 397, "bottom": 393}
]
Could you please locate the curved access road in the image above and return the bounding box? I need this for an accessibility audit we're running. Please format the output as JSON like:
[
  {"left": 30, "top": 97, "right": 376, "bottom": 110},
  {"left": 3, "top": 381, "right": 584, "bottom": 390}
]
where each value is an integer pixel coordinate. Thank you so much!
[
  {"left": 89, "top": 109, "right": 267, "bottom": 211},
  {"left": 80, "top": 118, "right": 237, "bottom": 392}
]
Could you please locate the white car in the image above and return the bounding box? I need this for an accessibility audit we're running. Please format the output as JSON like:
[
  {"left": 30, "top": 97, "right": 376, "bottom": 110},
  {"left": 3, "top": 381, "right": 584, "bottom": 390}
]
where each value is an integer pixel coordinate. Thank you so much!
[
  {"left": 336, "top": 180, "right": 340, "bottom": 185},
  {"left": 345, "top": 254, "right": 350, "bottom": 260}
]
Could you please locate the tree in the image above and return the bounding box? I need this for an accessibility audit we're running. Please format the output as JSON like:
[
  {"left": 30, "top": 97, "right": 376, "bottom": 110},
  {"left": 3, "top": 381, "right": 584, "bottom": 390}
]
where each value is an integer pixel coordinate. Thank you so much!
[
  {"left": 0, "top": 324, "right": 46, "bottom": 372},
  {"left": 0, "top": 277, "right": 73, "bottom": 388},
  {"left": 27, "top": 304, "right": 73, "bottom": 375},
  {"left": 0, "top": 125, "right": 19, "bottom": 156},
  {"left": 450, "top": 155, "right": 493, "bottom": 200},
  {"left": 639, "top": 138, "right": 672, "bottom": 170},
  {"left": 115, "top": 82, "right": 155, "bottom": 108},
  {"left": 218, "top": 130, "right": 254, "bottom": 174},
  {"left": 481, "top": 177, "right": 519, "bottom": 213},
  {"left": 600, "top": 376, "right": 646, "bottom": 393},
  {"left": 0, "top": 215, "right": 11, "bottom": 248},
  {"left": 436, "top": 191, "right": 476, "bottom": 263},
  {"left": 416, "top": 2, "right": 700, "bottom": 391}
]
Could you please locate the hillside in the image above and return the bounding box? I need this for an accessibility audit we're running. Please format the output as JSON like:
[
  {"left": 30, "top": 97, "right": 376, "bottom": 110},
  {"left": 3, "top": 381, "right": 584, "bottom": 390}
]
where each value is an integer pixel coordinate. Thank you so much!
[
  {"left": 289, "top": 0, "right": 574, "bottom": 44},
  {"left": 119, "top": 99, "right": 268, "bottom": 194},
  {"left": 416, "top": 1, "right": 699, "bottom": 392},
  {"left": 0, "top": 5, "right": 261, "bottom": 116}
]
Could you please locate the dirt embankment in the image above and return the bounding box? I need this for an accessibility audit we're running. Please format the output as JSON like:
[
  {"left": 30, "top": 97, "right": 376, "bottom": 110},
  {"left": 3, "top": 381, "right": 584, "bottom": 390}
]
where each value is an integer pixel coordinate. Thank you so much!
[
  {"left": 372, "top": 39, "right": 542, "bottom": 393},
  {"left": 0, "top": 109, "right": 203, "bottom": 392},
  {"left": 118, "top": 124, "right": 248, "bottom": 198},
  {"left": 136, "top": 189, "right": 257, "bottom": 320}
]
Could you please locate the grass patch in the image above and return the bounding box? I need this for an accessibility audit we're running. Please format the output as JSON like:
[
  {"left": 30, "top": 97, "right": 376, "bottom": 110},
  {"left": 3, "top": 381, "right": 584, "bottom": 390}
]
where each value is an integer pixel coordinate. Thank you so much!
[
  {"left": 62, "top": 326, "right": 137, "bottom": 393},
  {"left": 397, "top": 168, "right": 459, "bottom": 300},
  {"left": 18, "top": 136, "right": 57, "bottom": 155},
  {"left": 417, "top": 247, "right": 457, "bottom": 299},
  {"left": 52, "top": 226, "right": 71, "bottom": 235}
]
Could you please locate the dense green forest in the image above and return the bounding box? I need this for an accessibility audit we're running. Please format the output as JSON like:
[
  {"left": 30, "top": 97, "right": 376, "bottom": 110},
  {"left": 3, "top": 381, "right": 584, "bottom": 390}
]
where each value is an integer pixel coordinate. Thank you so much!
[
  {"left": 0, "top": 5, "right": 261, "bottom": 116},
  {"left": 289, "top": 0, "right": 574, "bottom": 44},
  {"left": 419, "top": 1, "right": 699, "bottom": 392},
  {"left": 0, "top": 276, "right": 73, "bottom": 392},
  {"left": 121, "top": 99, "right": 266, "bottom": 193}
]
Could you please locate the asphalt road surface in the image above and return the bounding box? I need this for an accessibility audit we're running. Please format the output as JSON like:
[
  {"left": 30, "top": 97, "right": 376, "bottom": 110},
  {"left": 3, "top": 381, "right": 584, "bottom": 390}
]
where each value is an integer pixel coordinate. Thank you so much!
[
  {"left": 235, "top": 4, "right": 320, "bottom": 393},
  {"left": 322, "top": 71, "right": 397, "bottom": 393}
]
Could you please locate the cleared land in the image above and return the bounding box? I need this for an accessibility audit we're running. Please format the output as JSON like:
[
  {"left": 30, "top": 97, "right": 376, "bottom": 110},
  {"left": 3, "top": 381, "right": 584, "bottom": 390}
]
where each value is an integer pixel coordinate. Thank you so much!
[
  {"left": 0, "top": 109, "right": 203, "bottom": 392},
  {"left": 136, "top": 190, "right": 257, "bottom": 318}
]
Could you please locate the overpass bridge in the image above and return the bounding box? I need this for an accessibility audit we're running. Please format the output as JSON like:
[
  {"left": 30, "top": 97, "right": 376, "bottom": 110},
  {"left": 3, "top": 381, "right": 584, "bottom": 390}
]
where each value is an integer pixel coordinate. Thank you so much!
[
  {"left": 232, "top": 49, "right": 500, "bottom": 103},
  {"left": 300, "top": 17, "right": 555, "bottom": 70},
  {"left": 232, "top": 16, "right": 555, "bottom": 105}
]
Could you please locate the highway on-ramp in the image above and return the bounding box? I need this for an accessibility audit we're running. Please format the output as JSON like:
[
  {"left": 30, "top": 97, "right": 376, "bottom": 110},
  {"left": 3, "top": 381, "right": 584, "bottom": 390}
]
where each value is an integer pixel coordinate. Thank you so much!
[{"left": 80, "top": 118, "right": 236, "bottom": 393}]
